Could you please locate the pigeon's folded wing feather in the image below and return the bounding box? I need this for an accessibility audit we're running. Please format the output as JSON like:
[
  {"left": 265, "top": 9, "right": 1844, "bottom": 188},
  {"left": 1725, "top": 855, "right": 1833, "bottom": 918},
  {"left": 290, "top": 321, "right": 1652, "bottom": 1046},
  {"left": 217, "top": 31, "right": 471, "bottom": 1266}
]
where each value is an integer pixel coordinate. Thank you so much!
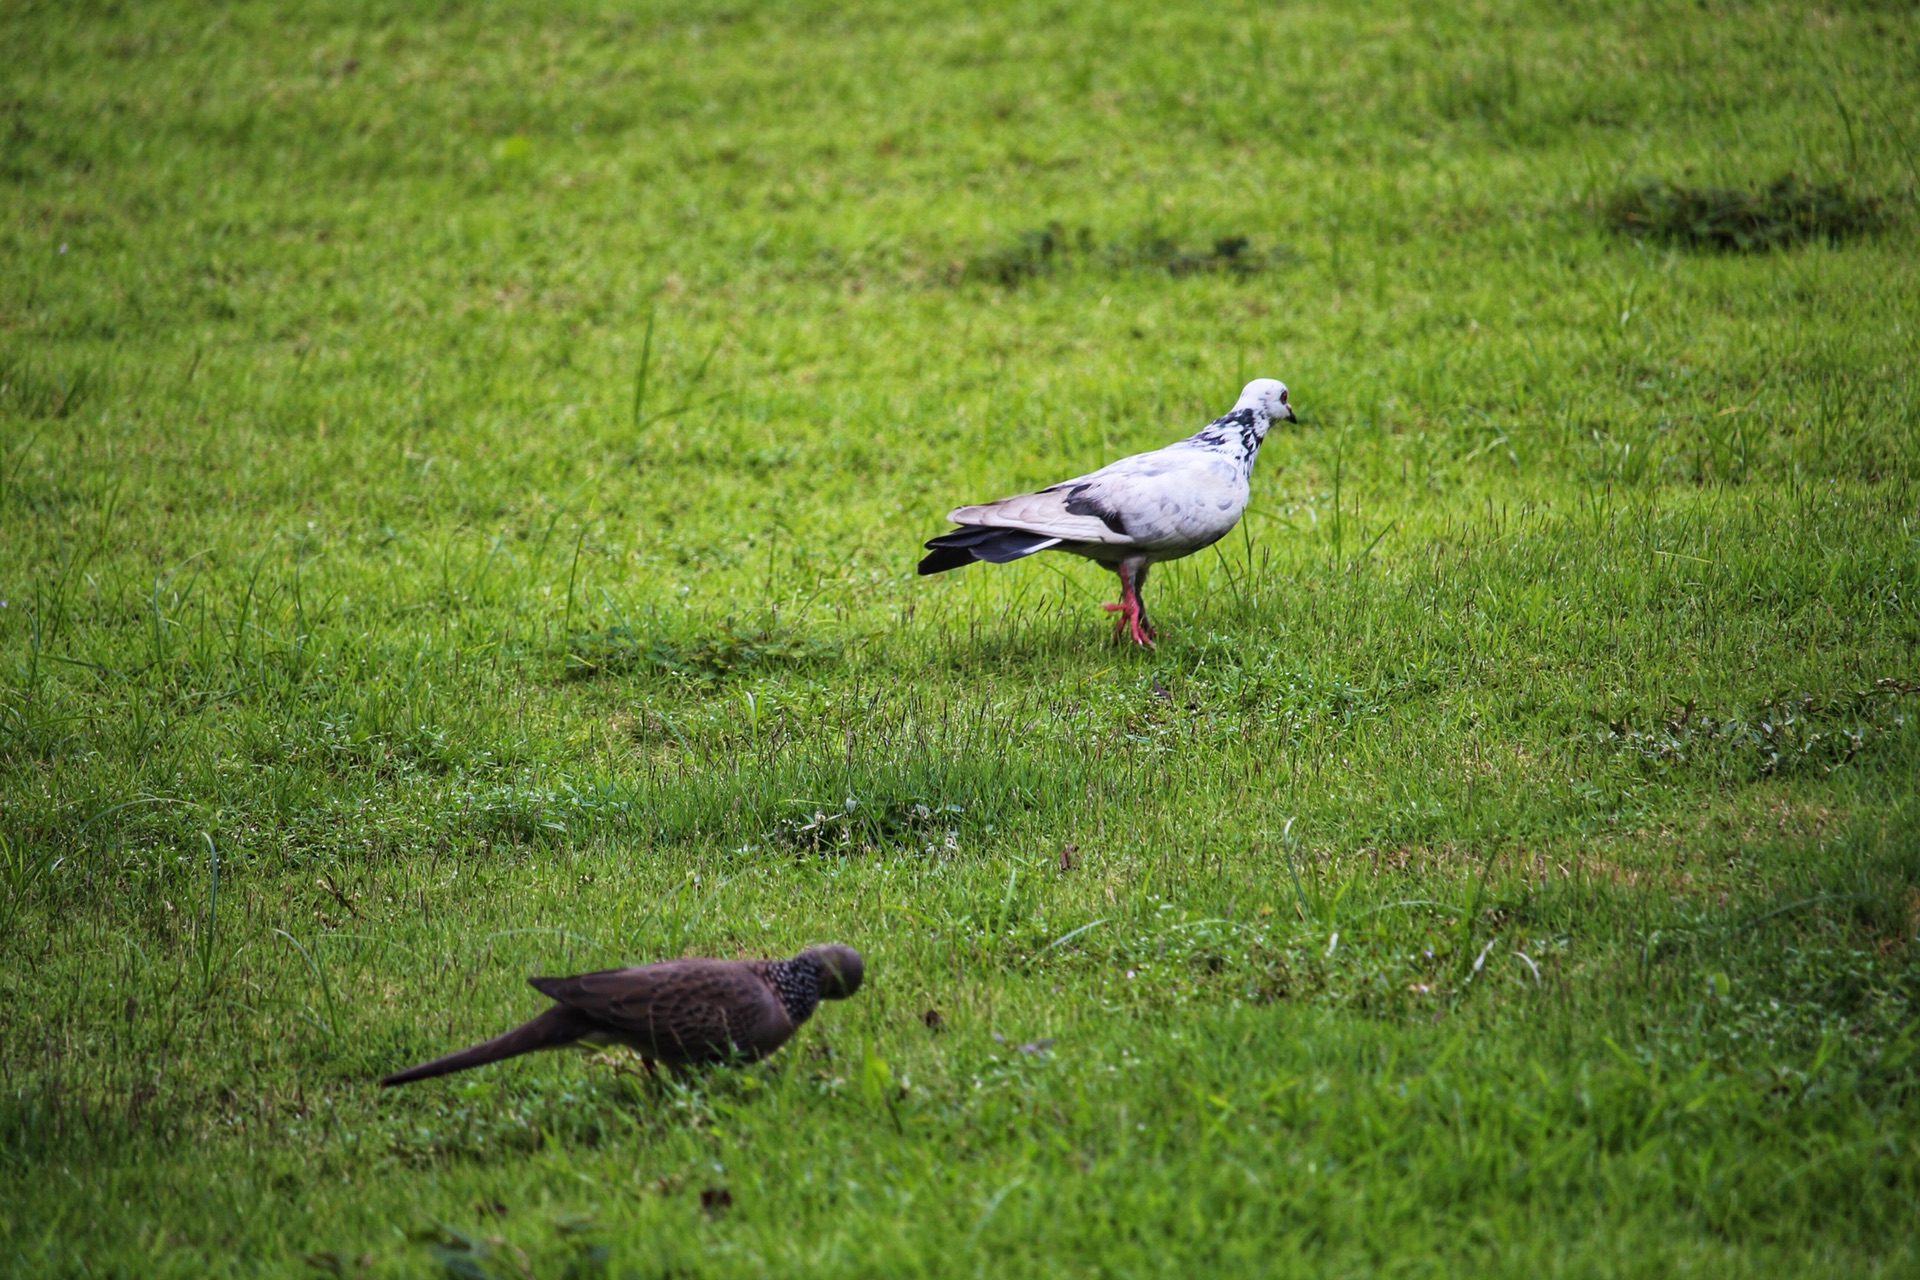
[
  {"left": 946, "top": 486, "right": 1118, "bottom": 543},
  {"left": 950, "top": 451, "right": 1242, "bottom": 550},
  {"left": 532, "top": 962, "right": 793, "bottom": 1062}
]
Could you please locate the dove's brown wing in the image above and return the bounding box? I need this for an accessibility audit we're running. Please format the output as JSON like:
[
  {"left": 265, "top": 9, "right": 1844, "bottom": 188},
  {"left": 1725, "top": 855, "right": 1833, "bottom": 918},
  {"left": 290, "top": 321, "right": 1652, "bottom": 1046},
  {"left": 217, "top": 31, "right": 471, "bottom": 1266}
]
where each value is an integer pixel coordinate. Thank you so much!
[{"left": 530, "top": 960, "right": 795, "bottom": 1065}]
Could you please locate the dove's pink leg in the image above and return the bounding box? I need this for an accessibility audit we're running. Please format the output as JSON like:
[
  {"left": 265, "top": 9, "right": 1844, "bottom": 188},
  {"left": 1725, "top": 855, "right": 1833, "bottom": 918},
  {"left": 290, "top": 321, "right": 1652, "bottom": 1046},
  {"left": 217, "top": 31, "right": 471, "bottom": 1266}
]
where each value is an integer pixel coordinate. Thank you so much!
[{"left": 1101, "top": 559, "right": 1155, "bottom": 647}]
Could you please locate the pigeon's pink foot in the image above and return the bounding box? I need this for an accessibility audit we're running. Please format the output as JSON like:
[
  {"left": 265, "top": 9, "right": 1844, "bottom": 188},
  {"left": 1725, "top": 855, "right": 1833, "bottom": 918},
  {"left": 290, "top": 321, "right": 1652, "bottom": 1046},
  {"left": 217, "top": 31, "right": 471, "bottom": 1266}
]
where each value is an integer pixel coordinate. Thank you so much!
[
  {"left": 1102, "top": 560, "right": 1157, "bottom": 646},
  {"left": 1101, "top": 593, "right": 1154, "bottom": 646}
]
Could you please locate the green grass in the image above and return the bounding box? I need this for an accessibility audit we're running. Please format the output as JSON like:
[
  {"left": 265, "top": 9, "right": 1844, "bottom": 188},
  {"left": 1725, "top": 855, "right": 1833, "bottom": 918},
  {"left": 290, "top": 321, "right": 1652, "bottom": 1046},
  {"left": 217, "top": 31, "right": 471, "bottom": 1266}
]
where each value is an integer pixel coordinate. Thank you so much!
[{"left": 4, "top": 0, "right": 1920, "bottom": 1274}]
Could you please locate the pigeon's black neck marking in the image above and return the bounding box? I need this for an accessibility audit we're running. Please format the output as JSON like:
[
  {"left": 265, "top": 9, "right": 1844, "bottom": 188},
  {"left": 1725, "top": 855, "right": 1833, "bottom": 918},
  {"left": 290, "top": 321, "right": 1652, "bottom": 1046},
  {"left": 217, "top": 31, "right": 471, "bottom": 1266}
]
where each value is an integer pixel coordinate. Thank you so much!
[
  {"left": 1191, "top": 407, "right": 1267, "bottom": 467},
  {"left": 766, "top": 955, "right": 823, "bottom": 1025}
]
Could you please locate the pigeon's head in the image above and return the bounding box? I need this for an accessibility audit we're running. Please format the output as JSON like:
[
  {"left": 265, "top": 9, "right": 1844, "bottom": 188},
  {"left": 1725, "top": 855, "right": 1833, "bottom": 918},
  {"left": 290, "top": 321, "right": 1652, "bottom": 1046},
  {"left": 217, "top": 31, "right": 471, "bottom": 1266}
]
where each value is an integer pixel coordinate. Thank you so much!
[
  {"left": 1234, "top": 378, "right": 1296, "bottom": 426},
  {"left": 800, "top": 944, "right": 865, "bottom": 1000}
]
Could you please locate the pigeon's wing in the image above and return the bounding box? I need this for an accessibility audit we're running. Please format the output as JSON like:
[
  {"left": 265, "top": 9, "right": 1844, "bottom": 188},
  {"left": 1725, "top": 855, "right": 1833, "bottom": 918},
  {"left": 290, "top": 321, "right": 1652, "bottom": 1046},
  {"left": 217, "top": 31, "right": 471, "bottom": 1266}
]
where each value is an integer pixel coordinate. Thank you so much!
[
  {"left": 530, "top": 961, "right": 794, "bottom": 1064},
  {"left": 947, "top": 481, "right": 1122, "bottom": 544},
  {"left": 949, "top": 448, "right": 1242, "bottom": 550}
]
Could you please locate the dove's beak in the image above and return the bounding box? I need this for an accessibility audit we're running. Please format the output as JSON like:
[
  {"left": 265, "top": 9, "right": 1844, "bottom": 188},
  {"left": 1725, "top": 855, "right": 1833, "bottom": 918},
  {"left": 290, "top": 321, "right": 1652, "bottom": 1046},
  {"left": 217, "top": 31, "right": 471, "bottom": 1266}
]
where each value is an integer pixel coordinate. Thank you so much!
[{"left": 1280, "top": 405, "right": 1297, "bottom": 424}]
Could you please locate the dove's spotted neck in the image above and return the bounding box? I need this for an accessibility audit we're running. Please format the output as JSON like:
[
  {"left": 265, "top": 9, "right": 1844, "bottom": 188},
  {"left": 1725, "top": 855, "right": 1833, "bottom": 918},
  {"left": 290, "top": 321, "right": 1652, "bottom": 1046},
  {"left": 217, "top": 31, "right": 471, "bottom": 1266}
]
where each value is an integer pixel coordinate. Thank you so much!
[
  {"left": 765, "top": 955, "right": 823, "bottom": 1025},
  {"left": 1187, "top": 407, "right": 1269, "bottom": 473}
]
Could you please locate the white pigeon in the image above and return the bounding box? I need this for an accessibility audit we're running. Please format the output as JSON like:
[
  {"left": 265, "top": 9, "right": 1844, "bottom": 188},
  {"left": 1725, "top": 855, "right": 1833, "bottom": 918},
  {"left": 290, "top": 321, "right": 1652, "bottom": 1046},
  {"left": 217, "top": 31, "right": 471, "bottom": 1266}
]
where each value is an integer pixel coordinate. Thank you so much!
[{"left": 918, "top": 378, "right": 1296, "bottom": 645}]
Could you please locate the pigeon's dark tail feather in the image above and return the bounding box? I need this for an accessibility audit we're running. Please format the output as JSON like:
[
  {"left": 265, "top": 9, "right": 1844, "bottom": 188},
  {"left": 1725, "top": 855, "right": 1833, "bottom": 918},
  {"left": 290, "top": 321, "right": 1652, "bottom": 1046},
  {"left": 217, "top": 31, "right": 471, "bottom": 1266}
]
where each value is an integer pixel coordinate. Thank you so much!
[
  {"left": 918, "top": 526, "right": 1062, "bottom": 575},
  {"left": 379, "top": 1004, "right": 592, "bottom": 1087}
]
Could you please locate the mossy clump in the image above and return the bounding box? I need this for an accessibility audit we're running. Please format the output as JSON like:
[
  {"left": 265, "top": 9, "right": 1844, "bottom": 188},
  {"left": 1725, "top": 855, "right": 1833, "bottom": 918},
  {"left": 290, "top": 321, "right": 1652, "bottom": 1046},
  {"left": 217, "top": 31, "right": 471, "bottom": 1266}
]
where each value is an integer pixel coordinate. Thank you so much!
[
  {"left": 961, "top": 222, "right": 1095, "bottom": 285},
  {"left": 1606, "top": 175, "right": 1888, "bottom": 252},
  {"left": 565, "top": 622, "right": 837, "bottom": 683},
  {"left": 961, "top": 222, "right": 1277, "bottom": 285}
]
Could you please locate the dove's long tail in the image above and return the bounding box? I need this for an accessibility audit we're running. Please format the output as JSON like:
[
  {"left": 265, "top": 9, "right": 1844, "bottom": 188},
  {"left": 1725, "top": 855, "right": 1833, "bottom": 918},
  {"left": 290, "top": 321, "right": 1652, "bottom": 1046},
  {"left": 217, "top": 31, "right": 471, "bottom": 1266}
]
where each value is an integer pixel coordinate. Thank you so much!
[
  {"left": 918, "top": 525, "right": 1063, "bottom": 575},
  {"left": 380, "top": 1005, "right": 593, "bottom": 1087}
]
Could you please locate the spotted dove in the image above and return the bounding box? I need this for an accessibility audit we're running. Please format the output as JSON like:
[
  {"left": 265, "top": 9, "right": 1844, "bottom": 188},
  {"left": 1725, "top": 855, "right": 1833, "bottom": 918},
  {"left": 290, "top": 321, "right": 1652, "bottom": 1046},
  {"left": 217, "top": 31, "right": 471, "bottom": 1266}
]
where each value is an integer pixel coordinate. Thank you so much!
[{"left": 379, "top": 944, "right": 864, "bottom": 1086}]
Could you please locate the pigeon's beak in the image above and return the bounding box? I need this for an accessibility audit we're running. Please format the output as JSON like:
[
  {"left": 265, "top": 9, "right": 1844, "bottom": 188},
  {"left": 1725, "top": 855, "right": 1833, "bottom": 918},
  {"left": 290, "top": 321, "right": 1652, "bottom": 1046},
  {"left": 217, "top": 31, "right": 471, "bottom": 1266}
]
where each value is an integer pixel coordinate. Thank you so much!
[{"left": 1280, "top": 405, "right": 1297, "bottom": 424}]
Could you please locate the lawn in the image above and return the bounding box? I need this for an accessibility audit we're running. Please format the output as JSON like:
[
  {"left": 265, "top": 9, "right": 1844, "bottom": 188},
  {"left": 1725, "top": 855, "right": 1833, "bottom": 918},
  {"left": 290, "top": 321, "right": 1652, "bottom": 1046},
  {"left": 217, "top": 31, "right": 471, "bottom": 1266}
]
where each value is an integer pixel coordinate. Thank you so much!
[{"left": 3, "top": 0, "right": 1919, "bottom": 1275}]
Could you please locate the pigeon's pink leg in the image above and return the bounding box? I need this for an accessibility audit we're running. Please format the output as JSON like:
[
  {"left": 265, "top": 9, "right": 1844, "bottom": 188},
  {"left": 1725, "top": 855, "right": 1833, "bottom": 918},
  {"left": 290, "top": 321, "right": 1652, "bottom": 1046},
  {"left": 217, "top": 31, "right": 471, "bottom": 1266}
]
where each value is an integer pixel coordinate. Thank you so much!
[
  {"left": 1101, "top": 560, "right": 1155, "bottom": 647},
  {"left": 1124, "top": 588, "right": 1155, "bottom": 646},
  {"left": 1101, "top": 565, "right": 1131, "bottom": 640}
]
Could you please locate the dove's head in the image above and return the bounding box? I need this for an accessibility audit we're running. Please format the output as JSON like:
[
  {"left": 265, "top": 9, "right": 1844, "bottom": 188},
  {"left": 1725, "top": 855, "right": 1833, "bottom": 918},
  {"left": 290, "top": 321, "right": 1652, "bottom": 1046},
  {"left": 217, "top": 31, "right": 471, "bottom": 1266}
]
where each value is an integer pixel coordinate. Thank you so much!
[
  {"left": 1234, "top": 378, "right": 1296, "bottom": 426},
  {"left": 800, "top": 944, "right": 865, "bottom": 1000}
]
